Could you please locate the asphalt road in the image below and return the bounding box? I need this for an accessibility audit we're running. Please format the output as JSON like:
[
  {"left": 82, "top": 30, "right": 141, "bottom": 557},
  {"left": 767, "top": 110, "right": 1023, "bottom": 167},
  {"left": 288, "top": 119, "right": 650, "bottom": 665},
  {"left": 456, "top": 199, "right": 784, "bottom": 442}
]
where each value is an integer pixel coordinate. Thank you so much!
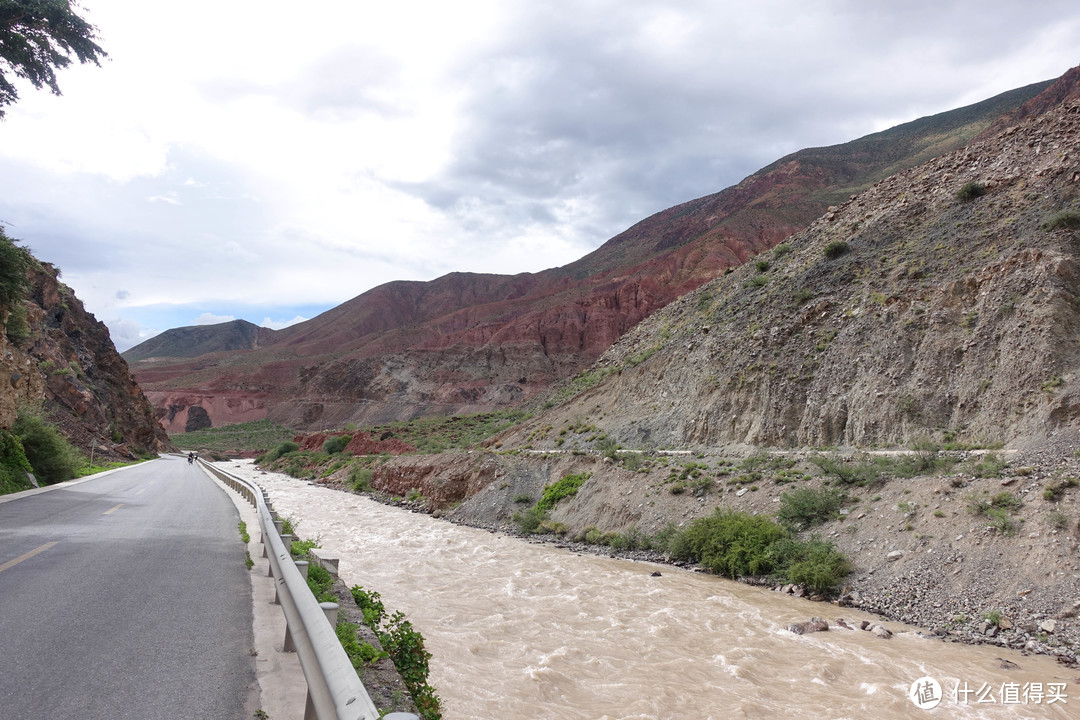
[{"left": 0, "top": 456, "right": 258, "bottom": 719}]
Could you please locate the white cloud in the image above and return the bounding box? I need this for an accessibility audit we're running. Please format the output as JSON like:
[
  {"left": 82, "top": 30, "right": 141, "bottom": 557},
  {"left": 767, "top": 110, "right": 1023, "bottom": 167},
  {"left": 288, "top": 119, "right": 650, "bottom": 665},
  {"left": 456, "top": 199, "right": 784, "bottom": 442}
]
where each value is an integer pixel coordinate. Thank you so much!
[
  {"left": 0, "top": 0, "right": 1077, "bottom": 347},
  {"left": 191, "top": 313, "right": 236, "bottom": 326},
  {"left": 261, "top": 315, "right": 309, "bottom": 331}
]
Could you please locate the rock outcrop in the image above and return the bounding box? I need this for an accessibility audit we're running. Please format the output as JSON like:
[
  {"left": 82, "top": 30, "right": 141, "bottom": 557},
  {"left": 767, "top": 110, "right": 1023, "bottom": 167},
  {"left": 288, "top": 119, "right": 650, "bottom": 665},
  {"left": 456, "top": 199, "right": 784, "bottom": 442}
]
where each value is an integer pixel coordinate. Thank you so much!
[{"left": 1, "top": 256, "right": 172, "bottom": 460}]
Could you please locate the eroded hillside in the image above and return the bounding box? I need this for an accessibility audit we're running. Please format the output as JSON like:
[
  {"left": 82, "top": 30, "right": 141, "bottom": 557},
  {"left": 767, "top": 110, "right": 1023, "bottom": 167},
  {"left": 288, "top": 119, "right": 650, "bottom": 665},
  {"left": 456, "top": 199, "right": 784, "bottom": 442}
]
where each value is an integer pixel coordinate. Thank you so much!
[{"left": 501, "top": 100, "right": 1080, "bottom": 451}]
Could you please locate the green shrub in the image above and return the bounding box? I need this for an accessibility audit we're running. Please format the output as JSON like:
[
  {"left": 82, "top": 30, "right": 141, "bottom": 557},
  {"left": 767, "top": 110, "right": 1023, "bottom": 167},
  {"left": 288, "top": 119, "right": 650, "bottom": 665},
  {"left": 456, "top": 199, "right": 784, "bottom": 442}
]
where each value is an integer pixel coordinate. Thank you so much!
[
  {"left": 966, "top": 453, "right": 1008, "bottom": 478},
  {"left": 1043, "top": 476, "right": 1078, "bottom": 502},
  {"left": 305, "top": 560, "right": 336, "bottom": 603},
  {"left": 12, "top": 408, "right": 81, "bottom": 485},
  {"left": 810, "top": 453, "right": 886, "bottom": 485},
  {"left": 823, "top": 241, "right": 850, "bottom": 259},
  {"left": 0, "top": 230, "right": 30, "bottom": 312},
  {"left": 512, "top": 505, "right": 549, "bottom": 533},
  {"left": 350, "top": 585, "right": 387, "bottom": 628},
  {"left": 0, "top": 429, "right": 34, "bottom": 495},
  {"left": 777, "top": 487, "right": 846, "bottom": 529},
  {"left": 745, "top": 274, "right": 768, "bottom": 288},
  {"left": 5, "top": 301, "right": 29, "bottom": 343},
  {"left": 322, "top": 434, "right": 352, "bottom": 455},
  {"left": 772, "top": 243, "right": 792, "bottom": 258},
  {"left": 291, "top": 536, "right": 321, "bottom": 558},
  {"left": 955, "top": 181, "right": 987, "bottom": 201},
  {"left": 754, "top": 259, "right": 770, "bottom": 272},
  {"left": 379, "top": 612, "right": 441, "bottom": 719},
  {"left": 769, "top": 536, "right": 852, "bottom": 595},
  {"left": 968, "top": 492, "right": 1022, "bottom": 536},
  {"left": 349, "top": 587, "right": 441, "bottom": 719},
  {"left": 336, "top": 619, "right": 387, "bottom": 670},
  {"left": 669, "top": 508, "right": 787, "bottom": 578},
  {"left": 536, "top": 472, "right": 589, "bottom": 511},
  {"left": 349, "top": 466, "right": 373, "bottom": 492},
  {"left": 664, "top": 508, "right": 851, "bottom": 593},
  {"left": 1041, "top": 209, "right": 1080, "bottom": 231},
  {"left": 594, "top": 436, "right": 618, "bottom": 460},
  {"left": 261, "top": 440, "right": 301, "bottom": 464}
]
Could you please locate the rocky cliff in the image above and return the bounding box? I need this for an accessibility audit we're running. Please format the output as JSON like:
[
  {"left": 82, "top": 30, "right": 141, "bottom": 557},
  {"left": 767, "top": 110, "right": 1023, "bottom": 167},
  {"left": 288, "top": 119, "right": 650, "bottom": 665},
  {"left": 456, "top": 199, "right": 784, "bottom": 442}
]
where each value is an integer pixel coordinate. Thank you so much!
[
  {"left": 1, "top": 252, "right": 172, "bottom": 461},
  {"left": 127, "top": 79, "right": 1055, "bottom": 434}
]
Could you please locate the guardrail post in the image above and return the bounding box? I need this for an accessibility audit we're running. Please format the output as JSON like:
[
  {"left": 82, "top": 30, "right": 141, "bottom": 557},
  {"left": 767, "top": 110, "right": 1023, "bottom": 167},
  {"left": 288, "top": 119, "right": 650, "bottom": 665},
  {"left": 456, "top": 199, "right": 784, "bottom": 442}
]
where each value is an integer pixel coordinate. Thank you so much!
[
  {"left": 319, "top": 602, "right": 339, "bottom": 629},
  {"left": 283, "top": 611, "right": 297, "bottom": 652},
  {"left": 281, "top": 533, "right": 294, "bottom": 553}
]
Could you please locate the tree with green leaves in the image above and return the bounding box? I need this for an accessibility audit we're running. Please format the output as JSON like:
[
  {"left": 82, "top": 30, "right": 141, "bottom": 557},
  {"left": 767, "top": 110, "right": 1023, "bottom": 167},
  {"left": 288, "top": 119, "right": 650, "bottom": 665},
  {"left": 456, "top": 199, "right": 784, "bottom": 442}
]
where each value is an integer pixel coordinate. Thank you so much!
[
  {"left": 0, "top": 0, "right": 107, "bottom": 117},
  {"left": 0, "top": 227, "right": 30, "bottom": 310}
]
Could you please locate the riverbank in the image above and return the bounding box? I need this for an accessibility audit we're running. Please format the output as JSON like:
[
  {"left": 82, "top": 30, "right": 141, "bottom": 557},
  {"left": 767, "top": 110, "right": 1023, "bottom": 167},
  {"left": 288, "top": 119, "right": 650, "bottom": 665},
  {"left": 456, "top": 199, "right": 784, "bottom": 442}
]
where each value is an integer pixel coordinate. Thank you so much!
[
  {"left": 232, "top": 429, "right": 1080, "bottom": 669},
  {"left": 220, "top": 457, "right": 1079, "bottom": 719}
]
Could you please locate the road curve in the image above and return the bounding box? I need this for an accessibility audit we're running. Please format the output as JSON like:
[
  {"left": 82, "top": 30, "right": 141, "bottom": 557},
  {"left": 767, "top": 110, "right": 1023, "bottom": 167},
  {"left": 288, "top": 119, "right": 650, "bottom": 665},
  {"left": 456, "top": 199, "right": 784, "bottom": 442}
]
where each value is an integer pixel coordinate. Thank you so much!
[{"left": 0, "top": 456, "right": 258, "bottom": 719}]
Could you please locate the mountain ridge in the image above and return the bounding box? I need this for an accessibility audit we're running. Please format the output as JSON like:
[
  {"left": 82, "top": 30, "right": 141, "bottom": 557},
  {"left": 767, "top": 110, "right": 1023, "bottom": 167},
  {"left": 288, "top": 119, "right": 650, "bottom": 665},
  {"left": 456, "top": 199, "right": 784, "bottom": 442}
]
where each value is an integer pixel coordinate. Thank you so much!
[{"left": 125, "top": 75, "right": 1063, "bottom": 434}]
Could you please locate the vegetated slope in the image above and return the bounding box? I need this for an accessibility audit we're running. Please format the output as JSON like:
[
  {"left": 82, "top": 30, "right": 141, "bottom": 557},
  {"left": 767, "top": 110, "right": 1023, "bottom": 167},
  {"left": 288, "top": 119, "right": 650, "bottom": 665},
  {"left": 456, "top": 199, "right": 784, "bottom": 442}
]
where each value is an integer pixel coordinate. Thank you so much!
[
  {"left": 500, "top": 97, "right": 1080, "bottom": 451},
  {"left": 127, "top": 79, "right": 1057, "bottom": 434},
  {"left": 122, "top": 319, "right": 276, "bottom": 363},
  {"left": 0, "top": 251, "right": 172, "bottom": 462}
]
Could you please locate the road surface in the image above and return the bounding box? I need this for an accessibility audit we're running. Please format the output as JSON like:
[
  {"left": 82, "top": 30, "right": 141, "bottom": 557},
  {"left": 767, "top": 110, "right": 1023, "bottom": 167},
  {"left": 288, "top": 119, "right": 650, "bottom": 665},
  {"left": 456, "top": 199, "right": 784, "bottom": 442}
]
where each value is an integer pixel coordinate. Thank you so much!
[{"left": 0, "top": 456, "right": 258, "bottom": 719}]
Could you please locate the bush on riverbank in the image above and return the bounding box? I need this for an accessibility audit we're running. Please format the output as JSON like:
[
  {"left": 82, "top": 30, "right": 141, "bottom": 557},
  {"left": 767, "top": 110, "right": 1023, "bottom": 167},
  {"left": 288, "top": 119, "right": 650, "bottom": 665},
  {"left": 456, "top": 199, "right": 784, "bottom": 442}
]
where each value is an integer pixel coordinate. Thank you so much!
[
  {"left": 351, "top": 585, "right": 442, "bottom": 720},
  {"left": 666, "top": 508, "right": 850, "bottom": 594}
]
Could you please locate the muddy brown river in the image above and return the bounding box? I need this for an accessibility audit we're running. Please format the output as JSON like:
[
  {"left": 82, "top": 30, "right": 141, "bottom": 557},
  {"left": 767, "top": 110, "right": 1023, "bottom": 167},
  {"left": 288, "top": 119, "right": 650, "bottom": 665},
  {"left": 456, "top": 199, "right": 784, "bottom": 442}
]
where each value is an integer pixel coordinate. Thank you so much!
[{"left": 223, "top": 461, "right": 1074, "bottom": 719}]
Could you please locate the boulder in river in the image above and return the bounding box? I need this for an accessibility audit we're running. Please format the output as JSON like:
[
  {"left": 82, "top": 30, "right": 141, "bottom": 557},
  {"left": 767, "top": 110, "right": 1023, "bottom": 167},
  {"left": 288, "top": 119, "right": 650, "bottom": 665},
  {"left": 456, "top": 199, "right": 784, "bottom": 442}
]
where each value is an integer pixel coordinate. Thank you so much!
[{"left": 788, "top": 617, "right": 829, "bottom": 635}]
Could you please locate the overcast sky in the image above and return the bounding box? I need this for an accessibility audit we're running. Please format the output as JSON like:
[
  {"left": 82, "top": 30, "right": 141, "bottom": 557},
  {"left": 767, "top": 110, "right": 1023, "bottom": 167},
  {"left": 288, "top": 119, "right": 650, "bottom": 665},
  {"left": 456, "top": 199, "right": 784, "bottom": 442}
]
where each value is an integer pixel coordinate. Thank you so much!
[{"left": 0, "top": 1, "right": 1077, "bottom": 351}]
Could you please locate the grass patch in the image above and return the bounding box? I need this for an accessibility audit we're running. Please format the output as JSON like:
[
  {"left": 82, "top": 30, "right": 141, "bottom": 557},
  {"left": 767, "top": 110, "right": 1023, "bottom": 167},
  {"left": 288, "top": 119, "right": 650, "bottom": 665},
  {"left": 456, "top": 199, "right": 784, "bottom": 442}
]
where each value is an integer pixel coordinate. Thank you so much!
[
  {"left": 363, "top": 410, "right": 529, "bottom": 454},
  {"left": 777, "top": 487, "right": 847, "bottom": 530},
  {"left": 172, "top": 419, "right": 296, "bottom": 454},
  {"left": 965, "top": 453, "right": 1008, "bottom": 478},
  {"left": 536, "top": 472, "right": 590, "bottom": 512},
  {"left": 336, "top": 619, "right": 388, "bottom": 671},
  {"left": 1041, "top": 209, "right": 1080, "bottom": 231},
  {"left": 967, "top": 492, "right": 1022, "bottom": 536}
]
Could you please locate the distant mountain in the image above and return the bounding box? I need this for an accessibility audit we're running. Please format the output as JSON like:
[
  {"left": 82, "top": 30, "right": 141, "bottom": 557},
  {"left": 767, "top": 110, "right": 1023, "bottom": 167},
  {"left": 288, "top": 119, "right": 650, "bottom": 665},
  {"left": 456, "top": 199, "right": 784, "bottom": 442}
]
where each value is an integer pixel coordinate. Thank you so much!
[
  {"left": 122, "top": 319, "right": 275, "bottom": 363},
  {"left": 127, "top": 73, "right": 1066, "bottom": 434}
]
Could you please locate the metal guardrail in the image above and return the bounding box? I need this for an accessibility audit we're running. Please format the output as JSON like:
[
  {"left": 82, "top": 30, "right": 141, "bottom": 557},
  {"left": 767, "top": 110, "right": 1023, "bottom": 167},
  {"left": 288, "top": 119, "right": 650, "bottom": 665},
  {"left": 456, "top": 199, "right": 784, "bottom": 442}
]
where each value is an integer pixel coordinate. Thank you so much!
[{"left": 200, "top": 460, "right": 381, "bottom": 720}]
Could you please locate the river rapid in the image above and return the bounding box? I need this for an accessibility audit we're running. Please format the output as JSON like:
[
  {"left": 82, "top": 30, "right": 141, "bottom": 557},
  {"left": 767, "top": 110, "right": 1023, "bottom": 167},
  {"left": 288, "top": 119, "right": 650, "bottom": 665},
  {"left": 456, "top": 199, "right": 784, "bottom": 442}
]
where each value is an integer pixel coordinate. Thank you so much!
[{"left": 222, "top": 461, "right": 1074, "bottom": 719}]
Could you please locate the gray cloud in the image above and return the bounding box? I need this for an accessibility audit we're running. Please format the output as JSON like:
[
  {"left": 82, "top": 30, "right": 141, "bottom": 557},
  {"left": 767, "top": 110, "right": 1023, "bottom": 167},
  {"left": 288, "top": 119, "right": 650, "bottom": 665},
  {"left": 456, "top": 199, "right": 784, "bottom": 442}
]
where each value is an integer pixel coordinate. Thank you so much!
[{"left": 391, "top": 0, "right": 1079, "bottom": 253}]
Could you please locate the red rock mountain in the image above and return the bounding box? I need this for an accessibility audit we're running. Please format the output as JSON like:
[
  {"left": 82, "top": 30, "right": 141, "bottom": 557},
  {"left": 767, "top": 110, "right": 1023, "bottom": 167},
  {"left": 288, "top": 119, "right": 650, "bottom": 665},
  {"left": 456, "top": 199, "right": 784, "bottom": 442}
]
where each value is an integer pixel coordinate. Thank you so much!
[{"left": 126, "top": 74, "right": 1072, "bottom": 434}]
